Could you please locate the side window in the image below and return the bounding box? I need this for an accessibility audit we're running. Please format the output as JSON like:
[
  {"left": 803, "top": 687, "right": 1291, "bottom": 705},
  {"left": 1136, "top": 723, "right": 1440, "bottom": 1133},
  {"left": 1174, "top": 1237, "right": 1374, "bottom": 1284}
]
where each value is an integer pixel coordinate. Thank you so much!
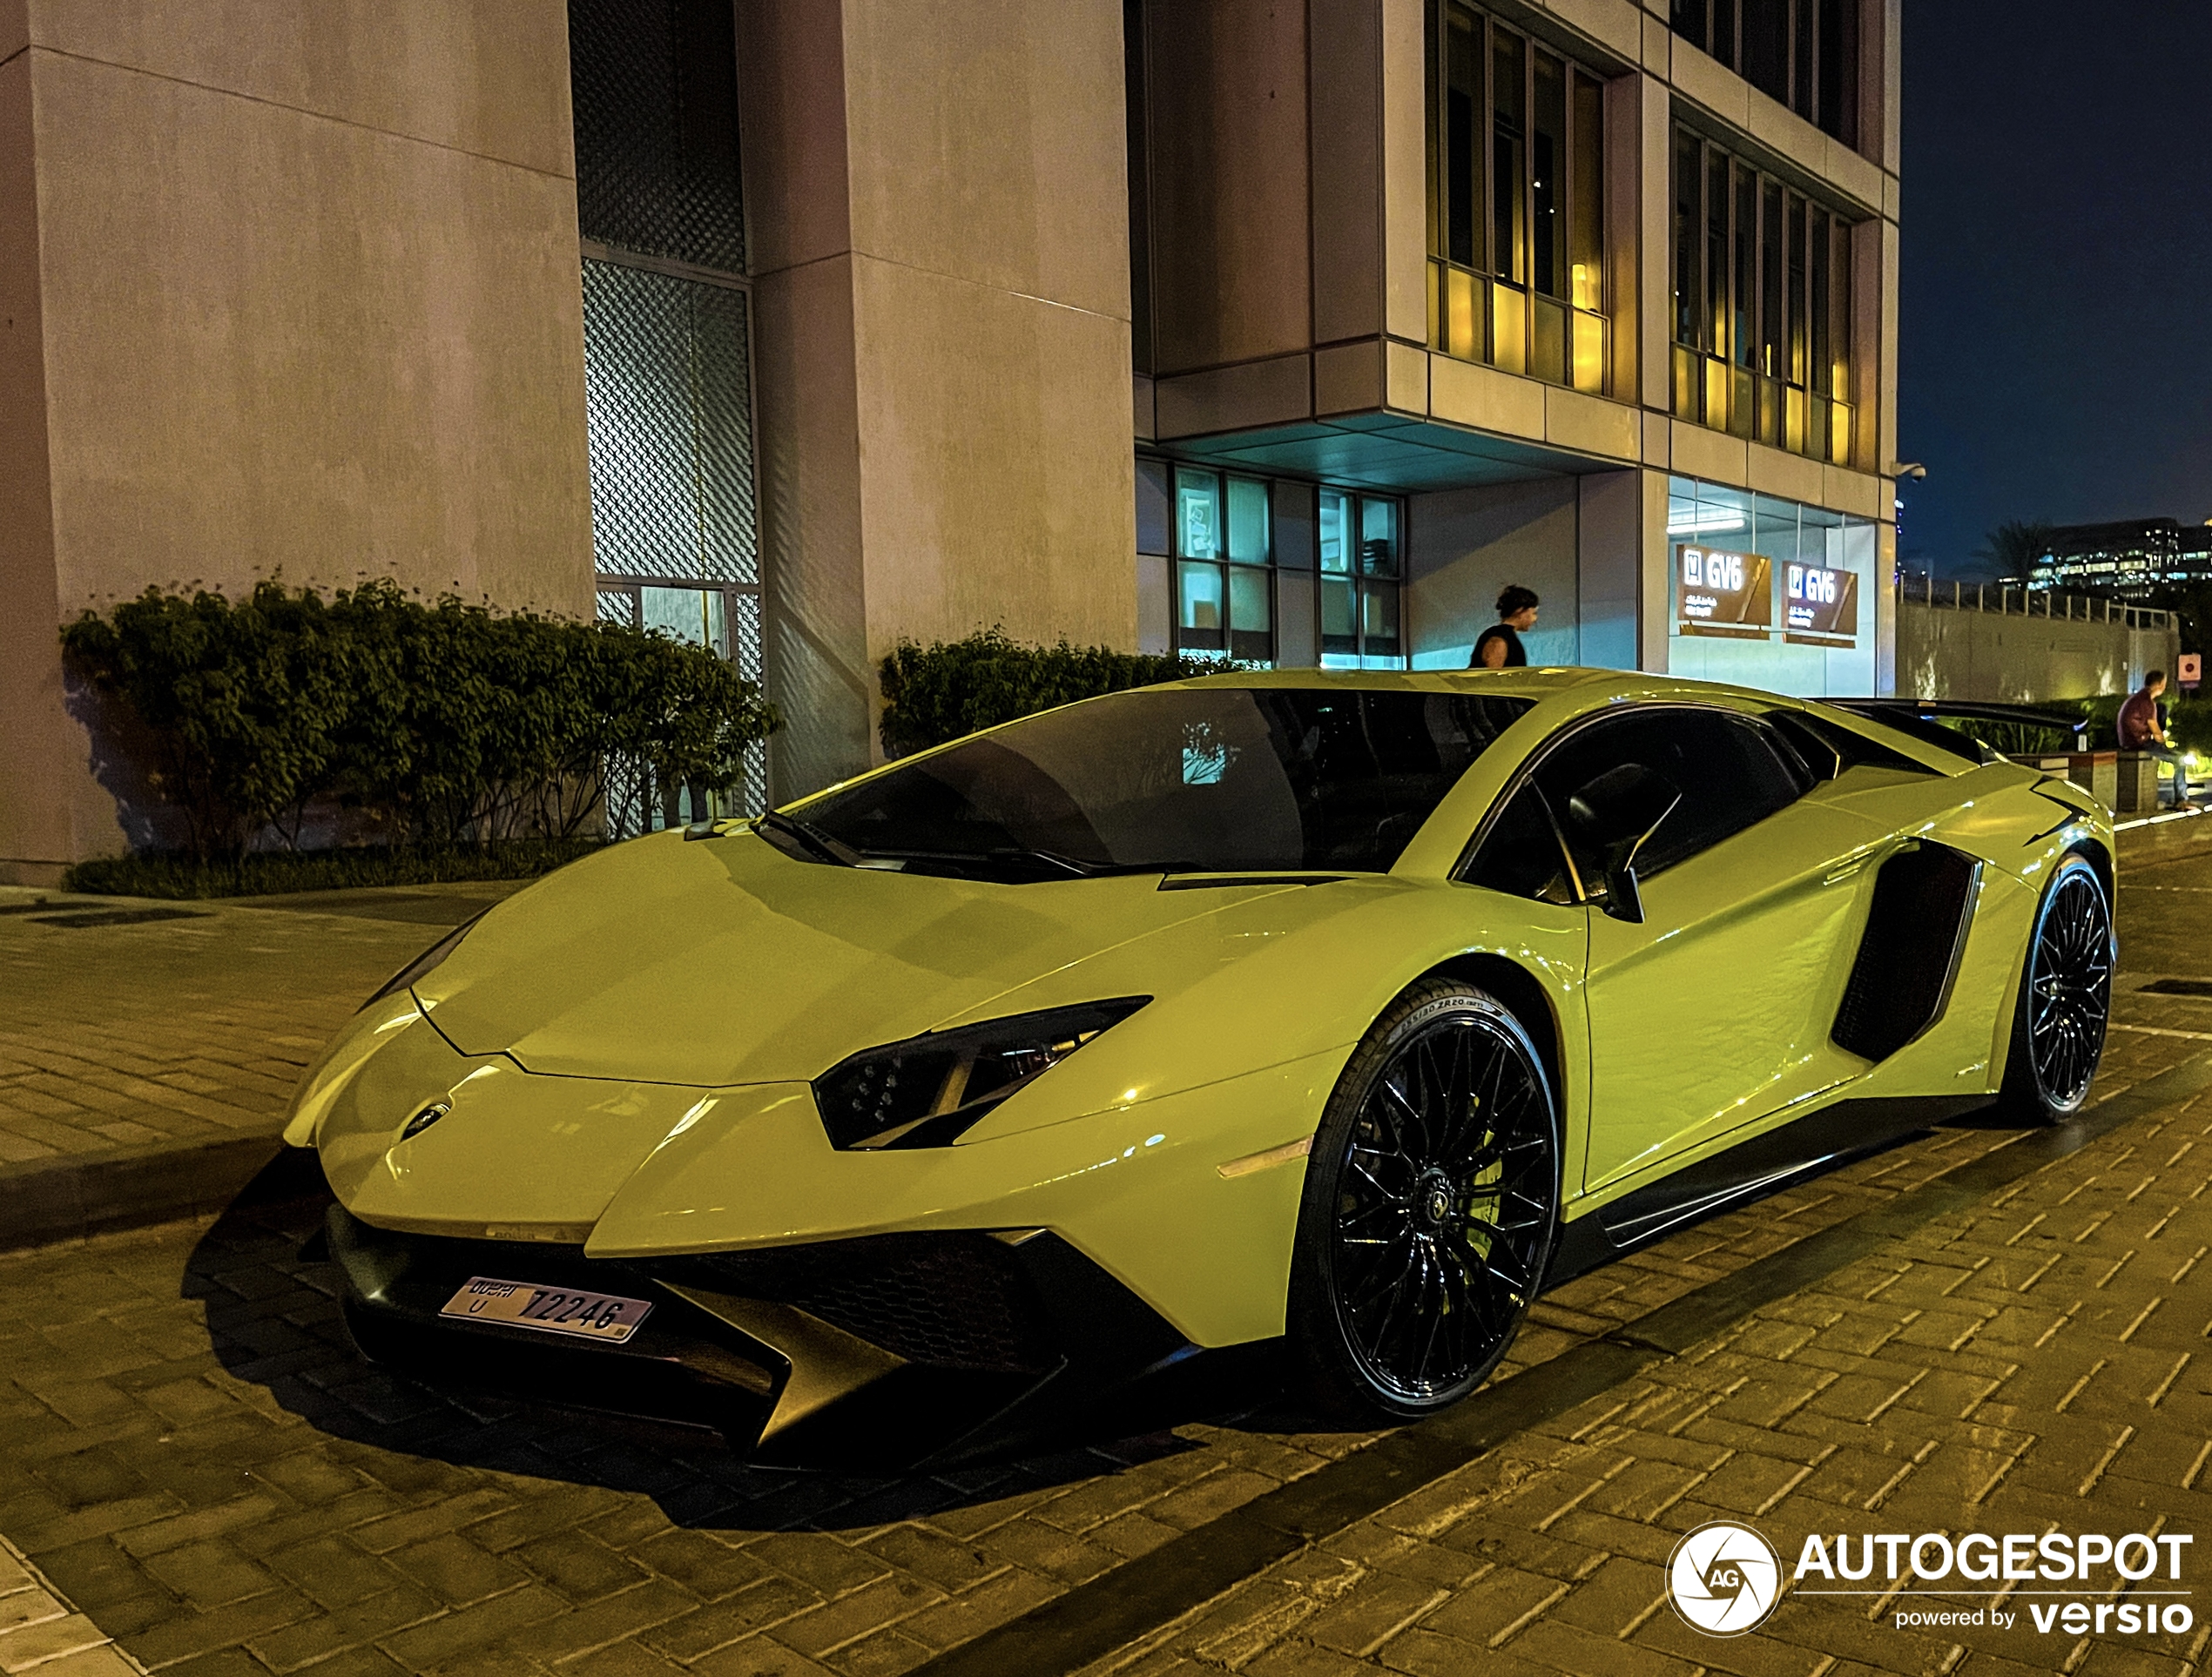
[
  {"left": 1531, "top": 709, "right": 1811, "bottom": 886},
  {"left": 1465, "top": 783, "right": 1578, "bottom": 904}
]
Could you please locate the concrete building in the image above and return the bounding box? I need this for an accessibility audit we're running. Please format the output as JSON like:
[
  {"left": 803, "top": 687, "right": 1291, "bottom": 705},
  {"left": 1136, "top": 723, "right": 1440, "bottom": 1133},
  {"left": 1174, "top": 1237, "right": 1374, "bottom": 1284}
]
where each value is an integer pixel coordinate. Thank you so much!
[
  {"left": 1, "top": 0, "right": 1905, "bottom": 881},
  {"left": 2020, "top": 518, "right": 2212, "bottom": 602}
]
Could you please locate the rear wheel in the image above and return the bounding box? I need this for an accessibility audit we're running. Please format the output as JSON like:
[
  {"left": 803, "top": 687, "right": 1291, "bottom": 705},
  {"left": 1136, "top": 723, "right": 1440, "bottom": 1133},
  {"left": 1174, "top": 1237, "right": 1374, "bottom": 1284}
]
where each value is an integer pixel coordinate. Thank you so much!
[
  {"left": 1289, "top": 980, "right": 1561, "bottom": 1422},
  {"left": 1997, "top": 853, "right": 2113, "bottom": 1122}
]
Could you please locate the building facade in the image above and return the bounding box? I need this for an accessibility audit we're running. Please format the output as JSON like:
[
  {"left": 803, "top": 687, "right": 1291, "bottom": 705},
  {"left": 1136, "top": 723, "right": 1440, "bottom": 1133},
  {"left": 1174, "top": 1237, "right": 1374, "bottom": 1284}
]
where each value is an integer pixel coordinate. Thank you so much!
[
  {"left": 1129, "top": 0, "right": 1900, "bottom": 701},
  {"left": 0, "top": 0, "right": 1904, "bottom": 880}
]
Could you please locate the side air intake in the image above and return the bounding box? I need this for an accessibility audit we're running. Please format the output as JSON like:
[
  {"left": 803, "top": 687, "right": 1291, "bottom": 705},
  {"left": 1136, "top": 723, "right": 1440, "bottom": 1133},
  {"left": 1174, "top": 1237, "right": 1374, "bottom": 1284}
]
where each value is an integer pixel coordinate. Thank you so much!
[{"left": 1831, "top": 842, "right": 1979, "bottom": 1061}]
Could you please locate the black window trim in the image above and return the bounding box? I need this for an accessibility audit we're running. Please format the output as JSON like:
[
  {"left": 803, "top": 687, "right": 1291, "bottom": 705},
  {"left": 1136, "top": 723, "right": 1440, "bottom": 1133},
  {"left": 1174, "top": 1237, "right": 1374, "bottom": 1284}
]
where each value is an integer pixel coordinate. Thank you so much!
[{"left": 1453, "top": 697, "right": 1816, "bottom": 900}]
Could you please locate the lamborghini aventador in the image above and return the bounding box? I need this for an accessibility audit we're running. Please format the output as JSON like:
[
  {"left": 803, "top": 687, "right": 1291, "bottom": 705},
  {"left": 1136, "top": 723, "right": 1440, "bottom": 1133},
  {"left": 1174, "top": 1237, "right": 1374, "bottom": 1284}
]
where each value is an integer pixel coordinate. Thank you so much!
[{"left": 286, "top": 670, "right": 2116, "bottom": 1466}]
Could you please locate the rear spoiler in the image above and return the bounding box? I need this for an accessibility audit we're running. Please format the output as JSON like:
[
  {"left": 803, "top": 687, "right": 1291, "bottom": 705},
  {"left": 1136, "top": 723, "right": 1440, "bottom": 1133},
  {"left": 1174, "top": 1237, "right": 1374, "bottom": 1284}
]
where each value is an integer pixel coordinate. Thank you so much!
[{"left": 1820, "top": 698, "right": 2092, "bottom": 766}]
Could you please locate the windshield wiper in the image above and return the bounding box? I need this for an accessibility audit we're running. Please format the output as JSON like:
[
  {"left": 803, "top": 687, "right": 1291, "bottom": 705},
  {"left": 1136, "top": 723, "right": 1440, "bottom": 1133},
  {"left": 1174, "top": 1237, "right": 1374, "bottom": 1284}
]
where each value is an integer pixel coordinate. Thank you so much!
[
  {"left": 757, "top": 810, "right": 867, "bottom": 868},
  {"left": 854, "top": 846, "right": 1165, "bottom": 881}
]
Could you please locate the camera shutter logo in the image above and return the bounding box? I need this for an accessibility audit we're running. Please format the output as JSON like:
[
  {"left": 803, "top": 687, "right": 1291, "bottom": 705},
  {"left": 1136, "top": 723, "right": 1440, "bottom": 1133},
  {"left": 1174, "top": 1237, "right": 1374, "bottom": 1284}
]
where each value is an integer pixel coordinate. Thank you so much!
[{"left": 1669, "top": 1522, "right": 1783, "bottom": 1636}]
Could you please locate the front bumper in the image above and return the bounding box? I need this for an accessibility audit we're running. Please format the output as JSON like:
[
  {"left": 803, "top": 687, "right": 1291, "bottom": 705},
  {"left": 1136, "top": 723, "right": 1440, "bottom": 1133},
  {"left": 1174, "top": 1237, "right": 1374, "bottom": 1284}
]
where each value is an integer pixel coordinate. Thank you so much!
[{"left": 325, "top": 1204, "right": 1198, "bottom": 1469}]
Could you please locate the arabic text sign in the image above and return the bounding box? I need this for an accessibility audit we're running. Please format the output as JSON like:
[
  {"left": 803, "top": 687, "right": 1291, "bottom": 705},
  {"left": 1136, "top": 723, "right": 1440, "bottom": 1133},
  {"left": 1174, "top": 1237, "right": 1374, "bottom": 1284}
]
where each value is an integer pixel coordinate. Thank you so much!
[{"left": 1677, "top": 545, "right": 1772, "bottom": 630}]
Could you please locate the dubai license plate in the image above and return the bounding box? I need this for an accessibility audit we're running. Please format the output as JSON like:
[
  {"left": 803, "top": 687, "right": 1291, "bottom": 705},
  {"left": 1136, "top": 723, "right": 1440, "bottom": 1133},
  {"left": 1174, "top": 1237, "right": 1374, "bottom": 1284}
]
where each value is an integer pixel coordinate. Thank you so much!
[{"left": 439, "top": 1276, "right": 654, "bottom": 1344}]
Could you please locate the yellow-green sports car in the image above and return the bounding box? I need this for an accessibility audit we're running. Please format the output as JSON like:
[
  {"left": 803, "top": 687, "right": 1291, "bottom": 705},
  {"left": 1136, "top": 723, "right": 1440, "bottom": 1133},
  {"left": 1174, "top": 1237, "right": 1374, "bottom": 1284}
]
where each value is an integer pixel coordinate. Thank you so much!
[{"left": 287, "top": 670, "right": 2115, "bottom": 1468}]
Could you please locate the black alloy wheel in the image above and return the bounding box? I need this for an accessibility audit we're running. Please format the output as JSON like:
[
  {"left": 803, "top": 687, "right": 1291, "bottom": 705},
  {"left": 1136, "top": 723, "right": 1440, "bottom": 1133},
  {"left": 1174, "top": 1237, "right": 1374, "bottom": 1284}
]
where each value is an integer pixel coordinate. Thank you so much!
[
  {"left": 1999, "top": 853, "right": 2113, "bottom": 1122},
  {"left": 1290, "top": 980, "right": 1561, "bottom": 1420}
]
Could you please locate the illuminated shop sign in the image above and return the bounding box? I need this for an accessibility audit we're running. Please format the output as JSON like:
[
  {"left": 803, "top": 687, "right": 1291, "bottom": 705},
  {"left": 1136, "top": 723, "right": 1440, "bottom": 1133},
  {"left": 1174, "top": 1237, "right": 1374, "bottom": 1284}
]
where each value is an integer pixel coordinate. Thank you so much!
[
  {"left": 1676, "top": 545, "right": 1772, "bottom": 634},
  {"left": 1784, "top": 562, "right": 1858, "bottom": 641}
]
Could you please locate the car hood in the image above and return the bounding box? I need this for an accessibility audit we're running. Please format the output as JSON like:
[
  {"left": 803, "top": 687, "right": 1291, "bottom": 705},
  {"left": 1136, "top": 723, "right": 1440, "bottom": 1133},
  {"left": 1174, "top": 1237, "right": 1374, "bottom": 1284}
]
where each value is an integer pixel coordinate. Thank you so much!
[{"left": 414, "top": 830, "right": 1311, "bottom": 1086}]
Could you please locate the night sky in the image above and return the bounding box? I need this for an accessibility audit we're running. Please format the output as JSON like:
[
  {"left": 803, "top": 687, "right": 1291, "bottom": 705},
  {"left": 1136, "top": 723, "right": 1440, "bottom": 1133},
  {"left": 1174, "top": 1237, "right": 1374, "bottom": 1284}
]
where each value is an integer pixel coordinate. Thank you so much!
[{"left": 1898, "top": 2, "right": 2212, "bottom": 578}]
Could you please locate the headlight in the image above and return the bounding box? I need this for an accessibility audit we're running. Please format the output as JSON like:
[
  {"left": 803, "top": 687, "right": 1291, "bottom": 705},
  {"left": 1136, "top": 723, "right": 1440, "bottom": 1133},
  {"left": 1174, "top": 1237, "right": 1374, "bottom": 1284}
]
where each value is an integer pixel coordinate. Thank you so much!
[
  {"left": 813, "top": 998, "right": 1150, "bottom": 1150},
  {"left": 360, "top": 913, "right": 484, "bottom": 1011}
]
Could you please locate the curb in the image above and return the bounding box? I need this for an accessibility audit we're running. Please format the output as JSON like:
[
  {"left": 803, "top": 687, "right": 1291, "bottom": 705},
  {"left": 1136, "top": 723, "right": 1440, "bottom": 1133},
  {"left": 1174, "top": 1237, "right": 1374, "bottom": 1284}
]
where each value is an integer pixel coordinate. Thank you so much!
[{"left": 0, "top": 1132, "right": 319, "bottom": 1253}]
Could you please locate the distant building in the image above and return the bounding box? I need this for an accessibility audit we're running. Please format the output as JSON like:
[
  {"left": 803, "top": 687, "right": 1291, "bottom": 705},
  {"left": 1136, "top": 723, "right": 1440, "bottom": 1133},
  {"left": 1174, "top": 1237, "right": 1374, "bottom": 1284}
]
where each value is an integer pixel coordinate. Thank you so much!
[{"left": 2023, "top": 519, "right": 2212, "bottom": 600}]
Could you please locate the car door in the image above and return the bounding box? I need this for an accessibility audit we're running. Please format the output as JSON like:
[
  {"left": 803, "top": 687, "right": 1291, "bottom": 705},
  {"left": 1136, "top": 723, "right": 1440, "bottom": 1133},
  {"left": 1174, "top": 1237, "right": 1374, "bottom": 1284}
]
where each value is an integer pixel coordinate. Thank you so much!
[{"left": 1478, "top": 704, "right": 1889, "bottom": 1195}]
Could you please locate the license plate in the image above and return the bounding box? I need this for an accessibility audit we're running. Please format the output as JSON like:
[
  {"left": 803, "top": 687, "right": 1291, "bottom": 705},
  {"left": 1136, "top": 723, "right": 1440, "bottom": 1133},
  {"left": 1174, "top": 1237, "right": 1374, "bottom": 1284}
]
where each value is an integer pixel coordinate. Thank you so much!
[{"left": 439, "top": 1276, "right": 654, "bottom": 1344}]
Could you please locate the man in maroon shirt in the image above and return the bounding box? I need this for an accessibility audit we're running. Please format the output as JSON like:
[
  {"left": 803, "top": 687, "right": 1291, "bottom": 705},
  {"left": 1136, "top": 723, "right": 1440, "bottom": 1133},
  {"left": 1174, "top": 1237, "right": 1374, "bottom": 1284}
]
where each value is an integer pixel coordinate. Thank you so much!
[{"left": 2119, "top": 670, "right": 2195, "bottom": 810}]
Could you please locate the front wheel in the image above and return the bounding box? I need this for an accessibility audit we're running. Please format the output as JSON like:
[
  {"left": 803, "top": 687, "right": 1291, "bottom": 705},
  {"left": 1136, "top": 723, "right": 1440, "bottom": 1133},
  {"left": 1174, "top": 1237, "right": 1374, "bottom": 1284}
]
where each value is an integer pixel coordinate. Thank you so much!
[
  {"left": 1996, "top": 853, "right": 2114, "bottom": 1123},
  {"left": 1288, "top": 980, "right": 1561, "bottom": 1422}
]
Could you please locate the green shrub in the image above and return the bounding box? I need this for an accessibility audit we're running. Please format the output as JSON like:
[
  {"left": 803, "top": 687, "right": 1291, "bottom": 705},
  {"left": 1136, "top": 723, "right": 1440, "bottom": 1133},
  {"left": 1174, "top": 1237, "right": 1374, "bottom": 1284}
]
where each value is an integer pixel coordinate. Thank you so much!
[
  {"left": 63, "top": 838, "right": 604, "bottom": 899},
  {"left": 63, "top": 580, "right": 778, "bottom": 859},
  {"left": 877, "top": 630, "right": 1227, "bottom": 756}
]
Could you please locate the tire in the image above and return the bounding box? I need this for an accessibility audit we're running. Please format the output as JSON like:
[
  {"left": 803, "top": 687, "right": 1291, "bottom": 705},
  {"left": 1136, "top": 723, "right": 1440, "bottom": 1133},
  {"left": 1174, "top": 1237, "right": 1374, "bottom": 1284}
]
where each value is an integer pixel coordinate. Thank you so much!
[
  {"left": 1288, "top": 979, "right": 1561, "bottom": 1423},
  {"left": 1995, "top": 853, "right": 2114, "bottom": 1123}
]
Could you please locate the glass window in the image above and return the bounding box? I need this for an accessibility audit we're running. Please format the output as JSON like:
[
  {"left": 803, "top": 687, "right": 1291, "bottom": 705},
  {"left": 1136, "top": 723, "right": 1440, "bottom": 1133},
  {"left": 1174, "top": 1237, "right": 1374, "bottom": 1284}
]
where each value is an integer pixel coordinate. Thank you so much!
[
  {"left": 1429, "top": 4, "right": 1606, "bottom": 392},
  {"left": 643, "top": 585, "right": 731, "bottom": 657},
  {"left": 1319, "top": 489, "right": 1352, "bottom": 574},
  {"left": 1176, "top": 468, "right": 1221, "bottom": 559},
  {"left": 1569, "top": 75, "right": 1604, "bottom": 309},
  {"left": 799, "top": 688, "right": 1536, "bottom": 879},
  {"left": 1313, "top": 489, "right": 1406, "bottom": 667},
  {"left": 1136, "top": 459, "right": 1170, "bottom": 556},
  {"left": 1226, "top": 476, "right": 1270, "bottom": 563},
  {"left": 1177, "top": 560, "right": 1225, "bottom": 650},
  {"left": 1360, "top": 498, "right": 1399, "bottom": 576},
  {"left": 1444, "top": 10, "right": 1481, "bottom": 271},
  {"left": 1229, "top": 567, "right": 1273, "bottom": 663},
  {"left": 1465, "top": 783, "right": 1577, "bottom": 904},
  {"left": 1669, "top": 126, "right": 1855, "bottom": 464},
  {"left": 1531, "top": 708, "right": 1811, "bottom": 892},
  {"left": 1671, "top": 0, "right": 1855, "bottom": 143}
]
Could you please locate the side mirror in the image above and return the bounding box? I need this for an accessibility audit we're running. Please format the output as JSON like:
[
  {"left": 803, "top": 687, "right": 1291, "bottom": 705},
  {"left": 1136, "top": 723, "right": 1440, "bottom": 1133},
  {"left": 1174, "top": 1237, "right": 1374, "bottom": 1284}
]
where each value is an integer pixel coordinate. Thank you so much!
[{"left": 1564, "top": 764, "right": 1681, "bottom": 924}]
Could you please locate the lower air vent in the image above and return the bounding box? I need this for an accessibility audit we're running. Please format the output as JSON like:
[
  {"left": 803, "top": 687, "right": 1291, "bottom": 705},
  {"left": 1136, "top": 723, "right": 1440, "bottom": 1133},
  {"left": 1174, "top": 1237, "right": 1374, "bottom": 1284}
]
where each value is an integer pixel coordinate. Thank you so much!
[
  {"left": 1832, "top": 843, "right": 1979, "bottom": 1062},
  {"left": 657, "top": 1233, "right": 1055, "bottom": 1373}
]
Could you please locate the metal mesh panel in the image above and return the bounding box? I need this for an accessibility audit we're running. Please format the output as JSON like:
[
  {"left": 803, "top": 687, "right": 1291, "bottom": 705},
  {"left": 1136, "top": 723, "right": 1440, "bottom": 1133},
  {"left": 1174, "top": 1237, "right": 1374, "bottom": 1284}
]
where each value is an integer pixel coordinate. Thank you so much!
[
  {"left": 582, "top": 260, "right": 756, "bottom": 585},
  {"left": 735, "top": 588, "right": 767, "bottom": 814},
  {"left": 596, "top": 589, "right": 637, "bottom": 626},
  {"left": 570, "top": 0, "right": 745, "bottom": 273}
]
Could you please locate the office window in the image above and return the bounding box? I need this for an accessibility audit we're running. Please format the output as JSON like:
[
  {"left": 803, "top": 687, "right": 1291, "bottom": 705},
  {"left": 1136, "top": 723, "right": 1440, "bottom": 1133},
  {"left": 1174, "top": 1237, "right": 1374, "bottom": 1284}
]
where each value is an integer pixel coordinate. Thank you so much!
[
  {"left": 1671, "top": 0, "right": 1857, "bottom": 145},
  {"left": 1319, "top": 491, "right": 1405, "bottom": 668},
  {"left": 1426, "top": 2, "right": 1607, "bottom": 394},
  {"left": 1172, "top": 468, "right": 1274, "bottom": 662},
  {"left": 1669, "top": 127, "right": 1854, "bottom": 466}
]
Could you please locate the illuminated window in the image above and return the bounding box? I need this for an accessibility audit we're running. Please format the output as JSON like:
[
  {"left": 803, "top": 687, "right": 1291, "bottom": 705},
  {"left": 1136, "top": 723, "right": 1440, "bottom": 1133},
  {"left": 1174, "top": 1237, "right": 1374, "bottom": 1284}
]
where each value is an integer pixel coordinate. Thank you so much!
[
  {"left": 1426, "top": 3, "right": 1607, "bottom": 394},
  {"left": 1669, "top": 127, "right": 1855, "bottom": 466},
  {"left": 1170, "top": 468, "right": 1274, "bottom": 663},
  {"left": 1319, "top": 491, "right": 1406, "bottom": 669}
]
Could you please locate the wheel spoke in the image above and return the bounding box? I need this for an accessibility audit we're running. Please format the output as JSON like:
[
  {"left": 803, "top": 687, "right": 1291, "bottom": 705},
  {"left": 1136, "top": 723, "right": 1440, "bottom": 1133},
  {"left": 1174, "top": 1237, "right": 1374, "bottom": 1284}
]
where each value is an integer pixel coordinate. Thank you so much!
[{"left": 1328, "top": 1005, "right": 1559, "bottom": 1404}]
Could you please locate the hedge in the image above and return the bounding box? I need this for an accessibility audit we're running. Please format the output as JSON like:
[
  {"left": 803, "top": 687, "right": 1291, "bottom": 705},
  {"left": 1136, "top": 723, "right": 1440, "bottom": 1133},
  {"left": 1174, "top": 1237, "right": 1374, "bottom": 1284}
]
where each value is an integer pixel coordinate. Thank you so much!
[
  {"left": 61, "top": 580, "right": 779, "bottom": 860},
  {"left": 877, "top": 630, "right": 1228, "bottom": 756}
]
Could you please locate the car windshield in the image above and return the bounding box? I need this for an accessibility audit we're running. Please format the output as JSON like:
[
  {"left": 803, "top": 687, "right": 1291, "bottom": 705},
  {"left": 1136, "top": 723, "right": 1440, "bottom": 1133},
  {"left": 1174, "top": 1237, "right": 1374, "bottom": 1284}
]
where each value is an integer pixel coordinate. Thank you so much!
[{"left": 791, "top": 687, "right": 1534, "bottom": 880}]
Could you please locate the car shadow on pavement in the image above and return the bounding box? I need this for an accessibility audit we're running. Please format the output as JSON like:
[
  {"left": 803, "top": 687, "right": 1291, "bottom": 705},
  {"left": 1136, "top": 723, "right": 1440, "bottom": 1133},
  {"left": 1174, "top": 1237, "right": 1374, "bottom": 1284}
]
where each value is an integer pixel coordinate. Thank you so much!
[{"left": 184, "top": 1154, "right": 1300, "bottom": 1532}]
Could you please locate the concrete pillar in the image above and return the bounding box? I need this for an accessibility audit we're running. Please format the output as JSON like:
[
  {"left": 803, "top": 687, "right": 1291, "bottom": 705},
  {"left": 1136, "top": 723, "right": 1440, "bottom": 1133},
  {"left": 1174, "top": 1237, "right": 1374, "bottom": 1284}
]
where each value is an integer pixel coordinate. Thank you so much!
[
  {"left": 0, "top": 5, "right": 596, "bottom": 881},
  {"left": 738, "top": 0, "right": 1136, "bottom": 800}
]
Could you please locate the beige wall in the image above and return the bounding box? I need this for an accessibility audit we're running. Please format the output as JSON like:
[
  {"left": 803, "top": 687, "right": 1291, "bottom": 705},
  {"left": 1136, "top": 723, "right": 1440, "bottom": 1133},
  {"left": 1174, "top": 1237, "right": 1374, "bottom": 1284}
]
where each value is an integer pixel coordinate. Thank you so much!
[
  {"left": 1407, "top": 481, "right": 1582, "bottom": 669},
  {"left": 741, "top": 0, "right": 1136, "bottom": 799},
  {"left": 1, "top": 3, "right": 596, "bottom": 879},
  {"left": 1897, "top": 599, "right": 2180, "bottom": 706}
]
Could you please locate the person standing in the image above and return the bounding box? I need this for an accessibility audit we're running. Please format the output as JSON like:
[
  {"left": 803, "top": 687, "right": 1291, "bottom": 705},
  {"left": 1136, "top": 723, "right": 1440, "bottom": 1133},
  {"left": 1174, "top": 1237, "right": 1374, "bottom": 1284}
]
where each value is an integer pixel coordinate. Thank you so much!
[
  {"left": 2119, "top": 670, "right": 2196, "bottom": 810},
  {"left": 1471, "top": 586, "right": 1540, "bottom": 670}
]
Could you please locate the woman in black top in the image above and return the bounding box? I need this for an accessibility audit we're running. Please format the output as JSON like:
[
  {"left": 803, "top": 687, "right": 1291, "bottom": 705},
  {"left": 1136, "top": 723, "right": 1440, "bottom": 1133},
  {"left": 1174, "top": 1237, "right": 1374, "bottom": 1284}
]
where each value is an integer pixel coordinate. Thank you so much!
[{"left": 1471, "top": 585, "right": 1540, "bottom": 669}]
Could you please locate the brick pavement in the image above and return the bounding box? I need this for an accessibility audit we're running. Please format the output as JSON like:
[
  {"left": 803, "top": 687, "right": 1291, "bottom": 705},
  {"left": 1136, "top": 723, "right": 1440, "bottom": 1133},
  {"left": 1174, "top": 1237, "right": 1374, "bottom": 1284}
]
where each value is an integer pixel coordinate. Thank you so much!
[
  {"left": 0, "top": 885, "right": 515, "bottom": 1177},
  {"left": 0, "top": 838, "right": 2205, "bottom": 1674},
  {"left": 1090, "top": 1026, "right": 2212, "bottom": 1677}
]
